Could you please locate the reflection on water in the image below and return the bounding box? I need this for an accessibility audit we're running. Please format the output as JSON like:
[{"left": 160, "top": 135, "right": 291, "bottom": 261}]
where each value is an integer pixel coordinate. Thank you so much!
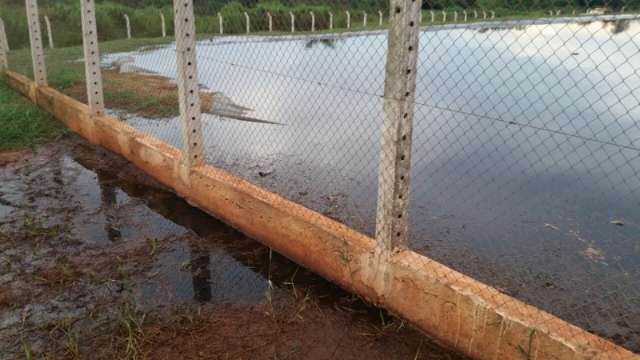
[
  {"left": 96, "top": 172, "right": 122, "bottom": 242},
  {"left": 305, "top": 38, "right": 339, "bottom": 49},
  {"left": 109, "top": 17, "right": 640, "bottom": 351},
  {"left": 480, "top": 18, "right": 634, "bottom": 35},
  {"left": 602, "top": 19, "right": 632, "bottom": 34}
]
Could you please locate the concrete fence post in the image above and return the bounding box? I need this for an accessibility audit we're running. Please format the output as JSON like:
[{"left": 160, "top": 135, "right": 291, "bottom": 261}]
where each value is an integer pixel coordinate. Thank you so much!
[
  {"left": 454, "top": 11, "right": 458, "bottom": 22},
  {"left": 160, "top": 12, "right": 166, "bottom": 38},
  {"left": 25, "top": 0, "right": 47, "bottom": 86},
  {"left": 442, "top": 10, "right": 446, "bottom": 22},
  {"left": 289, "top": 12, "right": 295, "bottom": 33},
  {"left": 80, "top": 0, "right": 105, "bottom": 116},
  {"left": 218, "top": 12, "right": 223, "bottom": 35},
  {"left": 310, "top": 11, "right": 315, "bottom": 32},
  {"left": 378, "top": 10, "right": 383, "bottom": 27},
  {"left": 267, "top": 12, "right": 273, "bottom": 32},
  {"left": 346, "top": 11, "right": 351, "bottom": 29},
  {"left": 363, "top": 11, "right": 367, "bottom": 27},
  {"left": 0, "top": 18, "right": 9, "bottom": 52},
  {"left": 329, "top": 11, "right": 334, "bottom": 30},
  {"left": 482, "top": 9, "right": 487, "bottom": 20},
  {"left": 474, "top": 9, "right": 478, "bottom": 18},
  {"left": 173, "top": 0, "right": 204, "bottom": 168},
  {"left": 0, "top": 18, "right": 8, "bottom": 72},
  {"left": 43, "top": 15, "right": 53, "bottom": 48},
  {"left": 419, "top": 11, "right": 423, "bottom": 24},
  {"left": 430, "top": 10, "right": 434, "bottom": 23},
  {"left": 244, "top": 12, "right": 250, "bottom": 34},
  {"left": 375, "top": 0, "right": 422, "bottom": 251},
  {"left": 124, "top": 14, "right": 131, "bottom": 39},
  {"left": 463, "top": 9, "right": 467, "bottom": 22},
  {"left": 491, "top": 10, "right": 496, "bottom": 19}
]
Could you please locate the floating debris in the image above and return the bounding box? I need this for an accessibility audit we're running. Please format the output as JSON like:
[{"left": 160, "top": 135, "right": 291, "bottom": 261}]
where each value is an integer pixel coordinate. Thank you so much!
[
  {"left": 544, "top": 223, "right": 560, "bottom": 231},
  {"left": 582, "top": 246, "right": 606, "bottom": 262},
  {"left": 258, "top": 170, "right": 274, "bottom": 177},
  {"left": 610, "top": 220, "right": 625, "bottom": 227}
]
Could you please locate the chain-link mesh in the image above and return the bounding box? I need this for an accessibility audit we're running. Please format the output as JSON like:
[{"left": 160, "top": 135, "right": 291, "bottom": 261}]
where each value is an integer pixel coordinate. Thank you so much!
[
  {"left": 4, "top": 0, "right": 640, "bottom": 355},
  {"left": 410, "top": 11, "right": 640, "bottom": 352},
  {"left": 4, "top": 2, "right": 33, "bottom": 80}
]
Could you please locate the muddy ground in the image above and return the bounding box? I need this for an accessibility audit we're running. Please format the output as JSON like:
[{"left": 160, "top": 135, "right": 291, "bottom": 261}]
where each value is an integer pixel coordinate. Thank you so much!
[{"left": 0, "top": 134, "right": 465, "bottom": 359}]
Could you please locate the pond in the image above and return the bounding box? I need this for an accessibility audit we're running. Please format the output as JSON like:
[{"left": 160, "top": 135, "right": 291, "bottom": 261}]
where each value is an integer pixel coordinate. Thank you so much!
[{"left": 107, "top": 16, "right": 640, "bottom": 351}]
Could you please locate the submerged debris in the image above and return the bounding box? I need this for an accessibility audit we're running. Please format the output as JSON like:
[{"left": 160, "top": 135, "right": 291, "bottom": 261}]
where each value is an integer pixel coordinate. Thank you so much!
[{"left": 582, "top": 246, "right": 606, "bottom": 262}]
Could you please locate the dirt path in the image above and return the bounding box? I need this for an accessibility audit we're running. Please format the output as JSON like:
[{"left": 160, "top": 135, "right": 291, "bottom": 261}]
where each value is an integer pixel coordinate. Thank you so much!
[{"left": 0, "top": 134, "right": 464, "bottom": 359}]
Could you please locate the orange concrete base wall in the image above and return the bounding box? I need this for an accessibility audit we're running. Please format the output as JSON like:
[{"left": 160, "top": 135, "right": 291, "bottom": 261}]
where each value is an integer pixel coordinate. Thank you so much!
[{"left": 6, "top": 71, "right": 637, "bottom": 360}]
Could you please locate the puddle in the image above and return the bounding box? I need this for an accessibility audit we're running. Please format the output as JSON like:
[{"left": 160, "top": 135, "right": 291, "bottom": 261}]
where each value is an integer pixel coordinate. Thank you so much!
[
  {"left": 0, "top": 136, "right": 341, "bottom": 308},
  {"left": 101, "top": 17, "right": 640, "bottom": 352},
  {"left": 0, "top": 135, "right": 467, "bottom": 359}
]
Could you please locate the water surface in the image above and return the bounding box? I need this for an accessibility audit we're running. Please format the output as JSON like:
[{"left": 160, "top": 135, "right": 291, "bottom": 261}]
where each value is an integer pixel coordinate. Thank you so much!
[{"left": 108, "top": 17, "right": 640, "bottom": 351}]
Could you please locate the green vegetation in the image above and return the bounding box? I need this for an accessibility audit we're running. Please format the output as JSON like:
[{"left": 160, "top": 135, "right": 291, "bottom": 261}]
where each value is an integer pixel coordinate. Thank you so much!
[
  {"left": 1, "top": 0, "right": 623, "bottom": 50},
  {"left": 0, "top": 37, "right": 174, "bottom": 153},
  {"left": 7, "top": 37, "right": 172, "bottom": 88},
  {"left": 0, "top": 0, "right": 387, "bottom": 50},
  {"left": 0, "top": 77, "right": 66, "bottom": 151},
  {"left": 6, "top": 37, "right": 180, "bottom": 118}
]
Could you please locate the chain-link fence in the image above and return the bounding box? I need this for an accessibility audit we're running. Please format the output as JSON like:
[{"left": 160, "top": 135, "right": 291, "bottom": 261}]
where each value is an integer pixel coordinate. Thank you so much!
[{"left": 2, "top": 0, "right": 639, "bottom": 357}]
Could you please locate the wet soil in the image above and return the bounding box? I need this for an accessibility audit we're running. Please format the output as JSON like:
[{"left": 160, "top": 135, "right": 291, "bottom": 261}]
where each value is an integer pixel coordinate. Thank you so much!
[
  {"left": 0, "top": 134, "right": 465, "bottom": 359},
  {"left": 64, "top": 70, "right": 217, "bottom": 119}
]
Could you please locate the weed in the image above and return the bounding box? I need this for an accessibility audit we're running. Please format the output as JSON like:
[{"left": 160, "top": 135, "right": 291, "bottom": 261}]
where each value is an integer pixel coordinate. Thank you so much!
[
  {"left": 282, "top": 266, "right": 300, "bottom": 298},
  {"left": 147, "top": 238, "right": 159, "bottom": 256},
  {"left": 21, "top": 338, "right": 32, "bottom": 360},
  {"left": 18, "top": 213, "right": 64, "bottom": 246},
  {"left": 265, "top": 248, "right": 275, "bottom": 315},
  {"left": 516, "top": 328, "right": 537, "bottom": 360},
  {"left": 117, "top": 301, "right": 148, "bottom": 360},
  {"left": 0, "top": 78, "right": 66, "bottom": 151},
  {"left": 61, "top": 323, "right": 80, "bottom": 359}
]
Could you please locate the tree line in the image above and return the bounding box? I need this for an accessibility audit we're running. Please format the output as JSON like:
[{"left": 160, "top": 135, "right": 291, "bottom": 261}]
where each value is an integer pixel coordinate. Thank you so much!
[{"left": 0, "top": 0, "right": 629, "bottom": 50}]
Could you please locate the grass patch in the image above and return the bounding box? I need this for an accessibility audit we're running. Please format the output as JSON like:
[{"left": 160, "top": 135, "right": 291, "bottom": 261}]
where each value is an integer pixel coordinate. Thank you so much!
[
  {"left": 6, "top": 37, "right": 181, "bottom": 118},
  {"left": 64, "top": 69, "right": 189, "bottom": 118},
  {"left": 7, "top": 37, "right": 174, "bottom": 90},
  {"left": 0, "top": 77, "right": 66, "bottom": 151}
]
